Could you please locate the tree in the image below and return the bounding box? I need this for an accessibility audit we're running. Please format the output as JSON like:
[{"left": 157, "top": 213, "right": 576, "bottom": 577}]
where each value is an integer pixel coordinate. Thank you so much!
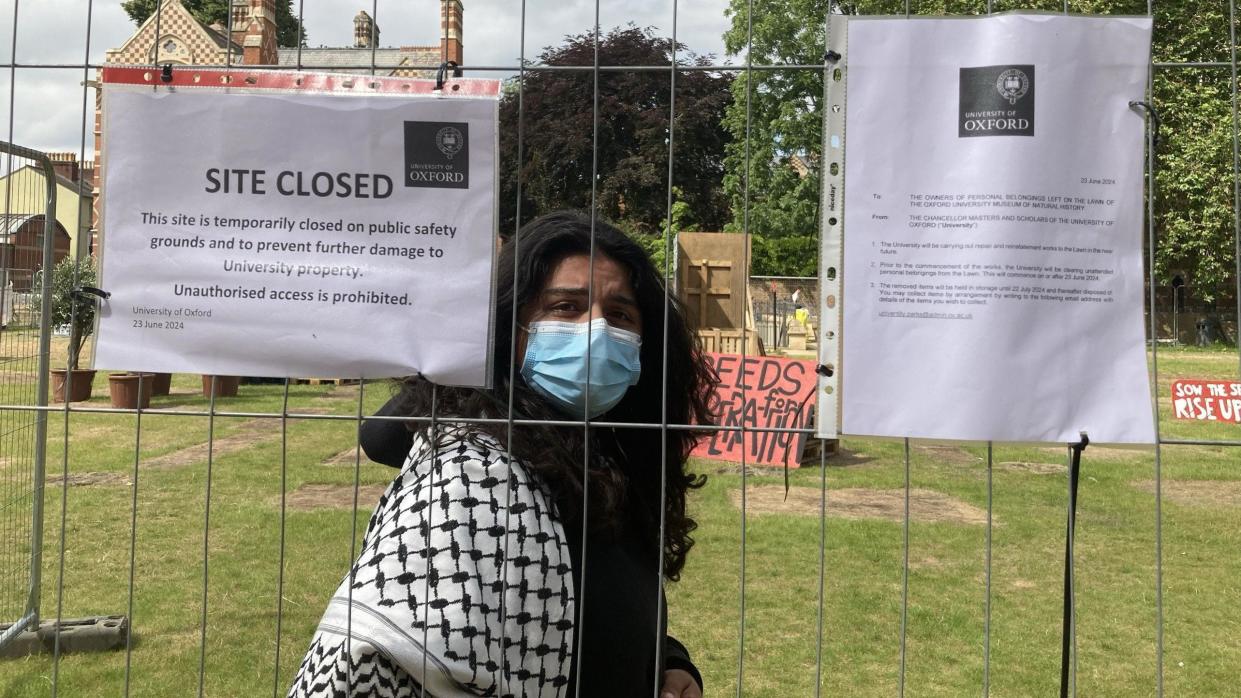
[
  {"left": 1143, "top": 1, "right": 1236, "bottom": 309},
  {"left": 724, "top": 0, "right": 1237, "bottom": 316},
  {"left": 498, "top": 26, "right": 733, "bottom": 237},
  {"left": 723, "top": 0, "right": 826, "bottom": 239},
  {"left": 122, "top": 0, "right": 306, "bottom": 48},
  {"left": 38, "top": 256, "right": 98, "bottom": 371}
]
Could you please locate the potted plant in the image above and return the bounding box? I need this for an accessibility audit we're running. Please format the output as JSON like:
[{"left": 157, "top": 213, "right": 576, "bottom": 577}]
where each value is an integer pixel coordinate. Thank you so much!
[
  {"left": 201, "top": 374, "right": 240, "bottom": 398},
  {"left": 108, "top": 372, "right": 155, "bottom": 409},
  {"left": 149, "top": 372, "right": 172, "bottom": 396},
  {"left": 43, "top": 256, "right": 99, "bottom": 402}
]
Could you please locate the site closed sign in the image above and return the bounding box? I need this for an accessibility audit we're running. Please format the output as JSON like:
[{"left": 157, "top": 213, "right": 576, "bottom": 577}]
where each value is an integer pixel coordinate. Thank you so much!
[{"left": 94, "top": 69, "right": 501, "bottom": 384}]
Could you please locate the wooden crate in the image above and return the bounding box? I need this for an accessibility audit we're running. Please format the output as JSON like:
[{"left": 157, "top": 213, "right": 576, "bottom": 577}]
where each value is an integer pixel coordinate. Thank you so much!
[
  {"left": 697, "top": 328, "right": 764, "bottom": 356},
  {"left": 677, "top": 232, "right": 751, "bottom": 331},
  {"left": 296, "top": 378, "right": 360, "bottom": 386}
]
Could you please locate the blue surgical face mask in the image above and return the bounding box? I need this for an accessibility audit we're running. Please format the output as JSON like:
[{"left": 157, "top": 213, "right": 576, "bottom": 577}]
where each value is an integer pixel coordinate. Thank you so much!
[{"left": 520, "top": 318, "right": 642, "bottom": 418}]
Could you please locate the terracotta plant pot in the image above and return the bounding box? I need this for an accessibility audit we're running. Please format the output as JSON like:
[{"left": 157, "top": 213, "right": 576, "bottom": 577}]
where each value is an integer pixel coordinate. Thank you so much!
[
  {"left": 201, "top": 375, "right": 240, "bottom": 398},
  {"left": 149, "top": 372, "right": 172, "bottom": 396},
  {"left": 108, "top": 372, "right": 155, "bottom": 410},
  {"left": 51, "top": 368, "right": 96, "bottom": 403}
]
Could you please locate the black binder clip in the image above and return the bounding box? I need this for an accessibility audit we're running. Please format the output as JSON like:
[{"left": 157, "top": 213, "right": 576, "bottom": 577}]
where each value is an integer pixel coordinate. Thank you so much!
[
  {"left": 160, "top": 63, "right": 174, "bottom": 83},
  {"left": 434, "top": 61, "right": 462, "bottom": 91},
  {"left": 1128, "top": 100, "right": 1161, "bottom": 148},
  {"left": 815, "top": 364, "right": 834, "bottom": 378},
  {"left": 72, "top": 286, "right": 111, "bottom": 303},
  {"left": 824, "top": 50, "right": 842, "bottom": 64}
]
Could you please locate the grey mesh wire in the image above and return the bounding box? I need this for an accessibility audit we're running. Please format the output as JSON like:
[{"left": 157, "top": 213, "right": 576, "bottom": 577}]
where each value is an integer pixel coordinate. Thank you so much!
[{"left": 0, "top": 3, "right": 1232, "bottom": 698}]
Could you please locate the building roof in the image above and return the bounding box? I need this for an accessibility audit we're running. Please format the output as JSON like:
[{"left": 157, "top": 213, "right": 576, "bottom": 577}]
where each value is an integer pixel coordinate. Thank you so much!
[
  {"left": 0, "top": 213, "right": 70, "bottom": 243},
  {"left": 106, "top": 1, "right": 447, "bottom": 74},
  {"left": 106, "top": 0, "right": 239, "bottom": 64},
  {"left": 275, "top": 47, "right": 442, "bottom": 76},
  {"left": 201, "top": 22, "right": 241, "bottom": 53},
  {"left": 0, "top": 165, "right": 91, "bottom": 197}
]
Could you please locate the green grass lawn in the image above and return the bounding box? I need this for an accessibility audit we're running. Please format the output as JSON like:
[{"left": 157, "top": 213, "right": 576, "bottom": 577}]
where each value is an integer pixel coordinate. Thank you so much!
[{"left": 0, "top": 347, "right": 1238, "bottom": 696}]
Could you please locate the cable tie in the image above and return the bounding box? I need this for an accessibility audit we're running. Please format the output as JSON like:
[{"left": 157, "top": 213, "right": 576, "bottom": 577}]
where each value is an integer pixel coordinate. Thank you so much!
[{"left": 434, "top": 61, "right": 462, "bottom": 92}]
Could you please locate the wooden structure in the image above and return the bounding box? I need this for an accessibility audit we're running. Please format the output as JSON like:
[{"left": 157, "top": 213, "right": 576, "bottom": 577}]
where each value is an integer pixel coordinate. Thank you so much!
[{"left": 676, "top": 232, "right": 763, "bottom": 356}]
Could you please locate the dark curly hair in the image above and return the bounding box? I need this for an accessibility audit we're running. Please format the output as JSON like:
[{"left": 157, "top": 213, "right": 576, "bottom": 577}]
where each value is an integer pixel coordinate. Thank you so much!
[{"left": 394, "top": 211, "right": 713, "bottom": 580}]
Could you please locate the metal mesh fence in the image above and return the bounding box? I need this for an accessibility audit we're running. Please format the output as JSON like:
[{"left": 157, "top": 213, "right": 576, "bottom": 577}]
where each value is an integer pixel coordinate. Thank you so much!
[
  {"left": 0, "top": 143, "right": 54, "bottom": 651},
  {"left": 750, "top": 276, "right": 819, "bottom": 350},
  {"left": 0, "top": 0, "right": 1237, "bottom": 697}
]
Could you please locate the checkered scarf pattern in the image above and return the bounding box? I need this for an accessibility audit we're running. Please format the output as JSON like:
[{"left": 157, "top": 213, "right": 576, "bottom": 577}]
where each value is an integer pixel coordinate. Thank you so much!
[{"left": 288, "top": 430, "right": 575, "bottom": 697}]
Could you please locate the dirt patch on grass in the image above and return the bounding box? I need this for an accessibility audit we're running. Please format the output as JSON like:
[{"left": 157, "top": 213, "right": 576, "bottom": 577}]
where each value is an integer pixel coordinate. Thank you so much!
[
  {"left": 729, "top": 486, "right": 991, "bottom": 525},
  {"left": 825, "top": 446, "right": 876, "bottom": 468},
  {"left": 54, "top": 422, "right": 124, "bottom": 440},
  {"left": 322, "top": 447, "right": 366, "bottom": 466},
  {"left": 46, "top": 471, "right": 132, "bottom": 487},
  {"left": 284, "top": 484, "right": 386, "bottom": 511},
  {"left": 141, "top": 408, "right": 334, "bottom": 470},
  {"left": 705, "top": 446, "right": 876, "bottom": 474},
  {"left": 1037, "top": 445, "right": 1153, "bottom": 462},
  {"left": 322, "top": 383, "right": 362, "bottom": 401},
  {"left": 999, "top": 461, "right": 1066, "bottom": 475},
  {"left": 143, "top": 418, "right": 273, "bottom": 469},
  {"left": 1132, "top": 479, "right": 1241, "bottom": 508},
  {"left": 711, "top": 463, "right": 787, "bottom": 476},
  {"left": 914, "top": 444, "right": 981, "bottom": 465}
]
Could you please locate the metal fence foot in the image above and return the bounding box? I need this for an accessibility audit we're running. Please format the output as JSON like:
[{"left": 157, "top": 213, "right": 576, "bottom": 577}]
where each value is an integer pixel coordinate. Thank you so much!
[{"left": 0, "top": 615, "right": 129, "bottom": 658}]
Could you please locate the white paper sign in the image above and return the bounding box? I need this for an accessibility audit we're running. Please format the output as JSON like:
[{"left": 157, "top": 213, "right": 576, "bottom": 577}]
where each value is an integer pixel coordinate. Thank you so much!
[
  {"left": 842, "top": 15, "right": 1155, "bottom": 443},
  {"left": 95, "top": 75, "right": 498, "bottom": 385}
]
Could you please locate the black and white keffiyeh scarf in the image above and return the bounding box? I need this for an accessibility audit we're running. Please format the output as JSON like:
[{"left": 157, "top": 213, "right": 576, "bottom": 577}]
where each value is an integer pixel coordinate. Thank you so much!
[{"left": 288, "top": 430, "right": 575, "bottom": 698}]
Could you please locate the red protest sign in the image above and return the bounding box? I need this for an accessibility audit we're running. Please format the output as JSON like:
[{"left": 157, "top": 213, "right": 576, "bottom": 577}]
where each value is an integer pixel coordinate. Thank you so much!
[
  {"left": 1171, "top": 380, "right": 1241, "bottom": 424},
  {"left": 694, "top": 352, "right": 818, "bottom": 467}
]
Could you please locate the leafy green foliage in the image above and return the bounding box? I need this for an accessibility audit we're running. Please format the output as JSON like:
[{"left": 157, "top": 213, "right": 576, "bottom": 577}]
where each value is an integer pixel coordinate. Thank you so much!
[
  {"left": 723, "top": 0, "right": 1238, "bottom": 311},
  {"left": 1145, "top": 3, "right": 1235, "bottom": 306},
  {"left": 633, "top": 232, "right": 672, "bottom": 279},
  {"left": 752, "top": 235, "right": 818, "bottom": 277},
  {"left": 122, "top": 0, "right": 306, "bottom": 48},
  {"left": 499, "top": 26, "right": 733, "bottom": 236},
  {"left": 721, "top": 0, "right": 832, "bottom": 239},
  {"left": 41, "top": 256, "right": 97, "bottom": 370}
]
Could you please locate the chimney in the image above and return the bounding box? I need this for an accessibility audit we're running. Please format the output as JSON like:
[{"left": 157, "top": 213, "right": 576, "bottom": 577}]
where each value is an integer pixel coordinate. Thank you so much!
[
  {"left": 242, "top": 0, "right": 278, "bottom": 65},
  {"left": 354, "top": 10, "right": 379, "bottom": 49},
  {"left": 441, "top": 0, "right": 463, "bottom": 66},
  {"left": 229, "top": 0, "right": 249, "bottom": 47},
  {"left": 47, "top": 152, "right": 80, "bottom": 183}
]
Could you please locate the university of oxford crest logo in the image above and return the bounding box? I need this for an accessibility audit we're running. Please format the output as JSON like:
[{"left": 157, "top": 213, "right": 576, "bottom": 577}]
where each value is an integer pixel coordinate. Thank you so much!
[
  {"left": 959, "top": 64, "right": 1035, "bottom": 138},
  {"left": 995, "top": 69, "right": 1030, "bottom": 105},
  {"left": 436, "top": 126, "right": 464, "bottom": 159},
  {"left": 403, "top": 121, "right": 470, "bottom": 189}
]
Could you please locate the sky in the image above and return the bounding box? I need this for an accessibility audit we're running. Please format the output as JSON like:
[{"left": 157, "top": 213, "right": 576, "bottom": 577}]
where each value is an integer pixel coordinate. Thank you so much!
[{"left": 0, "top": 0, "right": 735, "bottom": 154}]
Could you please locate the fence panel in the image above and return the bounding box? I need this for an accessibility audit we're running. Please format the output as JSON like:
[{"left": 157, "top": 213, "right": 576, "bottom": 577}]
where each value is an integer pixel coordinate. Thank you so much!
[
  {"left": 0, "top": 1, "right": 1237, "bottom": 697},
  {"left": 0, "top": 142, "right": 55, "bottom": 652}
]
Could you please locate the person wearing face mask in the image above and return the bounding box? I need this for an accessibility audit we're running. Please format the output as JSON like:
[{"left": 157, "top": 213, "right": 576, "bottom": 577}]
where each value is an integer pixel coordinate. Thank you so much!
[{"left": 289, "top": 211, "right": 714, "bottom": 698}]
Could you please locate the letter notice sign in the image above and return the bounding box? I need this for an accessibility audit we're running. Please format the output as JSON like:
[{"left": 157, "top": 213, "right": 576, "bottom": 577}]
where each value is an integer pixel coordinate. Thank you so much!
[
  {"left": 93, "top": 68, "right": 501, "bottom": 385},
  {"left": 837, "top": 14, "right": 1156, "bottom": 443}
]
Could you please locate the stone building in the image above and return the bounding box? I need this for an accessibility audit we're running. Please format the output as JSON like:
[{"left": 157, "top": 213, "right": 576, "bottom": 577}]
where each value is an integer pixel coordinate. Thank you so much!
[
  {"left": 93, "top": 0, "right": 465, "bottom": 247},
  {"left": 0, "top": 154, "right": 92, "bottom": 259},
  {"left": 103, "top": 0, "right": 463, "bottom": 73}
]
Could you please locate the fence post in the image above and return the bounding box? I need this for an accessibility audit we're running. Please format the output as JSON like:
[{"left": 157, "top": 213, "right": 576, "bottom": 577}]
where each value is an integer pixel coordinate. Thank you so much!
[{"left": 0, "top": 140, "right": 56, "bottom": 649}]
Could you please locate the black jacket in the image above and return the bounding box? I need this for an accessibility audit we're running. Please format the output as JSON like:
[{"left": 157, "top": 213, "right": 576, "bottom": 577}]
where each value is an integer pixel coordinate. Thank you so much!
[{"left": 360, "top": 397, "right": 703, "bottom": 696}]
